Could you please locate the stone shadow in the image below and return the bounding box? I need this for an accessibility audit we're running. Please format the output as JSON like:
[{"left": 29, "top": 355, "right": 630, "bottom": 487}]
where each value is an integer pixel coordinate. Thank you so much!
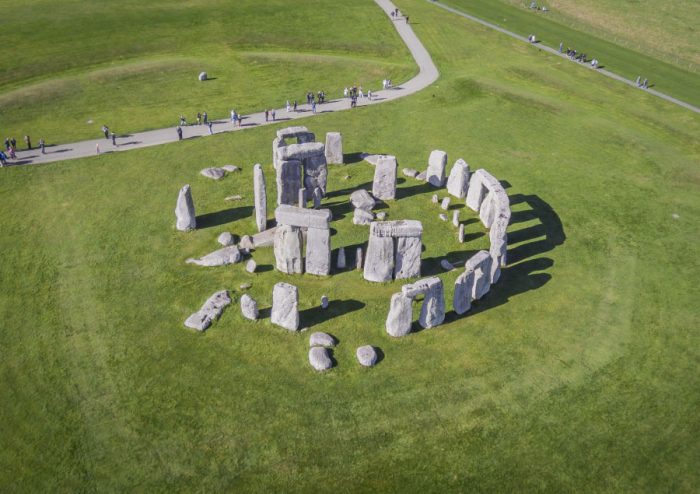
[
  {"left": 422, "top": 249, "right": 480, "bottom": 276},
  {"left": 300, "top": 299, "right": 365, "bottom": 328},
  {"left": 196, "top": 205, "right": 253, "bottom": 229},
  {"left": 396, "top": 181, "right": 434, "bottom": 200},
  {"left": 505, "top": 194, "right": 565, "bottom": 264}
]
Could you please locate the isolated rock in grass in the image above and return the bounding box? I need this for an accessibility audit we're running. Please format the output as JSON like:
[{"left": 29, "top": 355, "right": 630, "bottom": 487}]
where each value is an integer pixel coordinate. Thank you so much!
[
  {"left": 184, "top": 290, "right": 231, "bottom": 331},
  {"left": 246, "top": 259, "right": 257, "bottom": 273},
  {"left": 240, "top": 294, "right": 259, "bottom": 320},
  {"left": 309, "top": 347, "right": 333, "bottom": 371},
  {"left": 218, "top": 231, "right": 235, "bottom": 246},
  {"left": 198, "top": 72, "right": 208, "bottom": 81},
  {"left": 310, "top": 331, "right": 336, "bottom": 347},
  {"left": 200, "top": 167, "right": 226, "bottom": 180},
  {"left": 356, "top": 345, "right": 378, "bottom": 367},
  {"left": 271, "top": 282, "right": 299, "bottom": 331},
  {"left": 376, "top": 211, "right": 386, "bottom": 220},
  {"left": 186, "top": 245, "right": 242, "bottom": 266},
  {"left": 175, "top": 184, "right": 196, "bottom": 231},
  {"left": 222, "top": 164, "right": 240, "bottom": 173}
]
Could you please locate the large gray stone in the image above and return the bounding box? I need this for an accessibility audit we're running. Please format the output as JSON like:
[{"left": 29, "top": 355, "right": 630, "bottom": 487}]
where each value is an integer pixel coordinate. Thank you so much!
[
  {"left": 184, "top": 290, "right": 231, "bottom": 331},
  {"left": 356, "top": 345, "right": 378, "bottom": 367},
  {"left": 303, "top": 154, "right": 328, "bottom": 197},
  {"left": 277, "top": 126, "right": 311, "bottom": 140},
  {"left": 325, "top": 132, "right": 343, "bottom": 164},
  {"left": 337, "top": 247, "right": 346, "bottom": 269},
  {"left": 465, "top": 172, "right": 487, "bottom": 212},
  {"left": 186, "top": 246, "right": 241, "bottom": 266},
  {"left": 489, "top": 236, "right": 507, "bottom": 283},
  {"left": 363, "top": 232, "right": 394, "bottom": 282},
  {"left": 246, "top": 259, "right": 257, "bottom": 273},
  {"left": 198, "top": 72, "right": 207, "bottom": 81},
  {"left": 274, "top": 225, "right": 303, "bottom": 274},
  {"left": 271, "top": 282, "right": 299, "bottom": 331},
  {"left": 251, "top": 227, "right": 277, "bottom": 248},
  {"left": 355, "top": 247, "right": 363, "bottom": 270},
  {"left": 309, "top": 346, "right": 333, "bottom": 371},
  {"left": 371, "top": 220, "right": 423, "bottom": 238},
  {"left": 454, "top": 269, "right": 475, "bottom": 315},
  {"left": 275, "top": 205, "right": 331, "bottom": 230},
  {"left": 440, "top": 197, "right": 451, "bottom": 210},
  {"left": 276, "top": 159, "right": 302, "bottom": 206},
  {"left": 310, "top": 332, "right": 336, "bottom": 347},
  {"left": 200, "top": 167, "right": 226, "bottom": 180},
  {"left": 417, "top": 277, "right": 445, "bottom": 329},
  {"left": 446, "top": 159, "right": 470, "bottom": 198},
  {"left": 465, "top": 250, "right": 493, "bottom": 300},
  {"left": 385, "top": 292, "right": 413, "bottom": 337},
  {"left": 175, "top": 184, "right": 196, "bottom": 231},
  {"left": 306, "top": 227, "right": 331, "bottom": 276},
  {"left": 350, "top": 189, "right": 376, "bottom": 210},
  {"left": 217, "top": 231, "right": 235, "bottom": 246},
  {"left": 253, "top": 163, "right": 267, "bottom": 233},
  {"left": 353, "top": 208, "right": 374, "bottom": 225},
  {"left": 394, "top": 236, "right": 422, "bottom": 279},
  {"left": 372, "top": 155, "right": 397, "bottom": 200},
  {"left": 426, "top": 150, "right": 447, "bottom": 187},
  {"left": 240, "top": 294, "right": 259, "bottom": 320},
  {"left": 277, "top": 142, "right": 325, "bottom": 161}
]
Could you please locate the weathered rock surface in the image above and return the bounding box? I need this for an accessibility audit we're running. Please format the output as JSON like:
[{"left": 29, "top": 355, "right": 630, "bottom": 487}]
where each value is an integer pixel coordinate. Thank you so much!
[
  {"left": 175, "top": 184, "right": 196, "bottom": 231},
  {"left": 312, "top": 187, "right": 323, "bottom": 209},
  {"left": 446, "top": 159, "right": 470, "bottom": 198},
  {"left": 452, "top": 210, "right": 460, "bottom": 227},
  {"left": 251, "top": 228, "right": 277, "bottom": 248},
  {"left": 394, "top": 236, "right": 422, "bottom": 279},
  {"left": 184, "top": 290, "right": 231, "bottom": 331},
  {"left": 298, "top": 187, "right": 306, "bottom": 208},
  {"left": 271, "top": 282, "right": 299, "bottom": 331},
  {"left": 466, "top": 171, "right": 487, "bottom": 211},
  {"left": 253, "top": 163, "right": 267, "bottom": 233},
  {"left": 417, "top": 277, "right": 445, "bottom": 329},
  {"left": 356, "top": 345, "right": 378, "bottom": 367},
  {"left": 276, "top": 160, "right": 302, "bottom": 206},
  {"left": 186, "top": 246, "right": 242, "bottom": 266},
  {"left": 309, "top": 347, "right": 333, "bottom": 371},
  {"left": 325, "top": 132, "right": 343, "bottom": 164},
  {"left": 222, "top": 164, "right": 240, "bottom": 173},
  {"left": 350, "top": 189, "right": 376, "bottom": 210},
  {"left": 274, "top": 225, "right": 303, "bottom": 274},
  {"left": 246, "top": 259, "right": 257, "bottom": 273},
  {"left": 431, "top": 194, "right": 439, "bottom": 204},
  {"left": 310, "top": 331, "right": 336, "bottom": 347},
  {"left": 198, "top": 72, "right": 207, "bottom": 81},
  {"left": 200, "top": 167, "right": 226, "bottom": 180},
  {"left": 439, "top": 213, "right": 447, "bottom": 221},
  {"left": 385, "top": 292, "right": 413, "bottom": 337},
  {"left": 416, "top": 171, "right": 427, "bottom": 181},
  {"left": 440, "top": 197, "right": 451, "bottom": 210},
  {"left": 458, "top": 224, "right": 465, "bottom": 243},
  {"left": 402, "top": 168, "right": 418, "bottom": 178},
  {"left": 336, "top": 247, "right": 346, "bottom": 269},
  {"left": 320, "top": 295, "right": 329, "bottom": 309},
  {"left": 275, "top": 205, "right": 332, "bottom": 229},
  {"left": 353, "top": 208, "right": 374, "bottom": 225},
  {"left": 355, "top": 247, "right": 363, "bottom": 270},
  {"left": 364, "top": 232, "right": 394, "bottom": 282},
  {"left": 240, "top": 235, "right": 254, "bottom": 250},
  {"left": 306, "top": 227, "right": 331, "bottom": 276},
  {"left": 454, "top": 269, "right": 475, "bottom": 315},
  {"left": 372, "top": 155, "right": 397, "bottom": 200},
  {"left": 303, "top": 154, "right": 328, "bottom": 197},
  {"left": 240, "top": 294, "right": 259, "bottom": 320},
  {"left": 217, "top": 231, "right": 235, "bottom": 246},
  {"left": 426, "top": 150, "right": 447, "bottom": 187},
  {"left": 466, "top": 250, "right": 493, "bottom": 300},
  {"left": 225, "top": 194, "right": 243, "bottom": 201},
  {"left": 376, "top": 211, "right": 387, "bottom": 220}
]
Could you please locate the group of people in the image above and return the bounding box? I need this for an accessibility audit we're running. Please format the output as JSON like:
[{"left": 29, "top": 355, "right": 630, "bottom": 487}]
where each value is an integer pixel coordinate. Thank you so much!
[
  {"left": 0, "top": 135, "right": 45, "bottom": 166},
  {"left": 635, "top": 76, "right": 650, "bottom": 89},
  {"left": 389, "top": 8, "right": 408, "bottom": 23},
  {"left": 101, "top": 125, "right": 119, "bottom": 146},
  {"left": 559, "top": 43, "right": 600, "bottom": 68}
]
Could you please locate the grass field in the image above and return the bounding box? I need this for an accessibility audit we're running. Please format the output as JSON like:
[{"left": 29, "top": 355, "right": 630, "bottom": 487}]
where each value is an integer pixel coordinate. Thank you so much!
[{"left": 1, "top": 0, "right": 699, "bottom": 491}]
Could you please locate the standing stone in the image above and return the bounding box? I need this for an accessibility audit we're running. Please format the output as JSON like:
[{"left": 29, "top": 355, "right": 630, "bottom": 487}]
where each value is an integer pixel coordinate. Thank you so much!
[
  {"left": 271, "top": 282, "right": 299, "bottom": 331},
  {"left": 452, "top": 210, "right": 460, "bottom": 227},
  {"left": 240, "top": 294, "right": 259, "bottom": 320},
  {"left": 458, "top": 224, "right": 465, "bottom": 243},
  {"left": 353, "top": 208, "right": 374, "bottom": 225},
  {"left": 355, "top": 247, "right": 363, "bottom": 270},
  {"left": 372, "top": 155, "right": 397, "bottom": 200},
  {"left": 385, "top": 292, "right": 413, "bottom": 337},
  {"left": 350, "top": 189, "right": 376, "bottom": 210},
  {"left": 439, "top": 213, "right": 448, "bottom": 221},
  {"left": 426, "top": 150, "right": 447, "bottom": 187},
  {"left": 325, "top": 132, "right": 343, "bottom": 164},
  {"left": 312, "top": 187, "right": 323, "bottom": 209},
  {"left": 440, "top": 197, "right": 451, "bottom": 210},
  {"left": 489, "top": 236, "right": 507, "bottom": 283},
  {"left": 303, "top": 154, "right": 328, "bottom": 197},
  {"left": 363, "top": 232, "right": 395, "bottom": 282},
  {"left": 394, "top": 236, "right": 422, "bottom": 279},
  {"left": 175, "top": 184, "right": 196, "bottom": 231},
  {"left": 466, "top": 250, "right": 493, "bottom": 300},
  {"left": 274, "top": 225, "right": 303, "bottom": 274},
  {"left": 306, "top": 227, "right": 331, "bottom": 276},
  {"left": 418, "top": 278, "right": 445, "bottom": 329},
  {"left": 320, "top": 295, "right": 329, "bottom": 309},
  {"left": 246, "top": 259, "right": 257, "bottom": 273},
  {"left": 253, "top": 163, "right": 267, "bottom": 233},
  {"left": 336, "top": 247, "right": 346, "bottom": 269},
  {"left": 446, "top": 159, "right": 470, "bottom": 199},
  {"left": 276, "top": 160, "right": 302, "bottom": 206},
  {"left": 465, "top": 173, "right": 487, "bottom": 212},
  {"left": 198, "top": 72, "right": 208, "bottom": 81},
  {"left": 309, "top": 347, "right": 333, "bottom": 371},
  {"left": 454, "top": 269, "right": 475, "bottom": 315},
  {"left": 298, "top": 187, "right": 306, "bottom": 208},
  {"left": 356, "top": 345, "right": 379, "bottom": 367},
  {"left": 431, "top": 194, "right": 439, "bottom": 204}
]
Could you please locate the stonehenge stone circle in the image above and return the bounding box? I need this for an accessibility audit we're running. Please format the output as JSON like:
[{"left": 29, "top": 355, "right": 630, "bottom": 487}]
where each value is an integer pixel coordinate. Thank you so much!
[
  {"left": 310, "top": 331, "right": 336, "bottom": 347},
  {"left": 175, "top": 184, "right": 196, "bottom": 231},
  {"left": 186, "top": 245, "right": 242, "bottom": 267},
  {"left": 364, "top": 220, "right": 423, "bottom": 282},
  {"left": 271, "top": 282, "right": 299, "bottom": 331},
  {"left": 403, "top": 277, "right": 445, "bottom": 329},
  {"left": 372, "top": 155, "right": 398, "bottom": 200},
  {"left": 426, "top": 150, "right": 447, "bottom": 187},
  {"left": 356, "top": 345, "right": 379, "bottom": 367},
  {"left": 325, "top": 132, "right": 343, "bottom": 165},
  {"left": 446, "top": 159, "right": 470, "bottom": 199},
  {"left": 184, "top": 290, "right": 231, "bottom": 331},
  {"left": 309, "top": 347, "right": 333, "bottom": 371},
  {"left": 253, "top": 163, "right": 267, "bottom": 233},
  {"left": 200, "top": 167, "right": 226, "bottom": 180},
  {"left": 274, "top": 206, "right": 332, "bottom": 276},
  {"left": 240, "top": 294, "right": 259, "bottom": 320}
]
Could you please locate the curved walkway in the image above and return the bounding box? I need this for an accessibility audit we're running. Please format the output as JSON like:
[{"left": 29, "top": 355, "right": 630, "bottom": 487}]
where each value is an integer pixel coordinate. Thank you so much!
[
  {"left": 7, "top": 0, "right": 438, "bottom": 167},
  {"left": 429, "top": 0, "right": 700, "bottom": 115}
]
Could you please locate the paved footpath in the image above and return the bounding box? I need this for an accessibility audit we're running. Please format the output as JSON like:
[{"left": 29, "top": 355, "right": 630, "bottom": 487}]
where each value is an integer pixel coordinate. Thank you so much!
[
  {"left": 8, "top": 0, "right": 438, "bottom": 167},
  {"left": 428, "top": 0, "right": 700, "bottom": 115}
]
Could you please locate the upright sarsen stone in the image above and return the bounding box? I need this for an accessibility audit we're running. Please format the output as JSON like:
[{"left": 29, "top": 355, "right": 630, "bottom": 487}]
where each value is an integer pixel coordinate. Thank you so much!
[
  {"left": 465, "top": 172, "right": 487, "bottom": 212},
  {"left": 325, "top": 132, "right": 343, "bottom": 164},
  {"left": 466, "top": 250, "right": 493, "bottom": 300},
  {"left": 372, "top": 155, "right": 397, "bottom": 200},
  {"left": 454, "top": 269, "right": 475, "bottom": 315},
  {"left": 274, "top": 225, "right": 303, "bottom": 274},
  {"left": 303, "top": 154, "right": 328, "bottom": 197},
  {"left": 253, "top": 163, "right": 267, "bottom": 232},
  {"left": 446, "top": 159, "right": 470, "bottom": 199},
  {"left": 306, "top": 227, "right": 331, "bottom": 276},
  {"left": 364, "top": 233, "right": 395, "bottom": 282},
  {"left": 426, "top": 150, "right": 447, "bottom": 187},
  {"left": 271, "top": 282, "right": 299, "bottom": 331},
  {"left": 175, "top": 184, "right": 196, "bottom": 231},
  {"left": 276, "top": 160, "right": 302, "bottom": 206},
  {"left": 385, "top": 292, "right": 413, "bottom": 337},
  {"left": 394, "top": 236, "right": 422, "bottom": 279}
]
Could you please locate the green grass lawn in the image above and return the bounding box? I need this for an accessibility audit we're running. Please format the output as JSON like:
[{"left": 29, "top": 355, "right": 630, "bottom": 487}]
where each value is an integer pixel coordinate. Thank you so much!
[
  {"left": 1, "top": 0, "right": 699, "bottom": 491},
  {"left": 438, "top": 0, "right": 700, "bottom": 107}
]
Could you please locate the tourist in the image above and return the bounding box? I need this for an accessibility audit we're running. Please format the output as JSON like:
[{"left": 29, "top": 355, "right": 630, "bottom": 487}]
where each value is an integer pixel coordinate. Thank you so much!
[
  {"left": 102, "top": 125, "right": 109, "bottom": 139},
  {"left": 635, "top": 76, "right": 641, "bottom": 87},
  {"left": 405, "top": 15, "right": 409, "bottom": 23},
  {"left": 24, "top": 135, "right": 31, "bottom": 150},
  {"left": 231, "top": 109, "right": 236, "bottom": 122},
  {"left": 203, "top": 112, "right": 208, "bottom": 125},
  {"left": 208, "top": 121, "right": 213, "bottom": 135},
  {"left": 271, "top": 109, "right": 276, "bottom": 121},
  {"left": 179, "top": 114, "right": 187, "bottom": 126},
  {"left": 344, "top": 87, "right": 349, "bottom": 98},
  {"left": 8, "top": 146, "right": 16, "bottom": 159},
  {"left": 293, "top": 100, "right": 298, "bottom": 111},
  {"left": 196, "top": 112, "right": 202, "bottom": 125},
  {"left": 10, "top": 137, "right": 17, "bottom": 149},
  {"left": 176, "top": 126, "right": 183, "bottom": 140},
  {"left": 39, "top": 138, "right": 45, "bottom": 154},
  {"left": 286, "top": 100, "right": 291, "bottom": 112},
  {"left": 265, "top": 109, "right": 269, "bottom": 122},
  {"left": 0, "top": 150, "right": 7, "bottom": 166},
  {"left": 642, "top": 78, "right": 649, "bottom": 89},
  {"left": 4, "top": 137, "right": 9, "bottom": 150},
  {"left": 96, "top": 143, "right": 100, "bottom": 155},
  {"left": 367, "top": 89, "right": 373, "bottom": 100},
  {"left": 359, "top": 86, "right": 364, "bottom": 98},
  {"left": 111, "top": 132, "right": 117, "bottom": 146},
  {"left": 311, "top": 101, "right": 316, "bottom": 114},
  {"left": 559, "top": 41, "right": 563, "bottom": 53}
]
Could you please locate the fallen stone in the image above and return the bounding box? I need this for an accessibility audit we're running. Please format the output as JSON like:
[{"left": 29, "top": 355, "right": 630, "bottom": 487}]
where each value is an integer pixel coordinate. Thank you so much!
[
  {"left": 309, "top": 347, "right": 333, "bottom": 371},
  {"left": 325, "top": 132, "right": 343, "bottom": 164},
  {"left": 446, "top": 159, "right": 470, "bottom": 199},
  {"left": 350, "top": 189, "right": 376, "bottom": 210},
  {"left": 251, "top": 227, "right": 277, "bottom": 248},
  {"left": 385, "top": 292, "right": 413, "bottom": 337},
  {"left": 310, "top": 331, "right": 335, "bottom": 347},
  {"left": 271, "top": 282, "right": 299, "bottom": 331},
  {"left": 362, "top": 153, "right": 381, "bottom": 165},
  {"left": 441, "top": 259, "right": 454, "bottom": 271},
  {"left": 452, "top": 210, "right": 460, "bottom": 227},
  {"left": 184, "top": 290, "right": 231, "bottom": 331},
  {"left": 253, "top": 163, "right": 267, "bottom": 233},
  {"left": 376, "top": 211, "right": 387, "bottom": 220},
  {"left": 240, "top": 294, "right": 259, "bottom": 320},
  {"left": 426, "top": 150, "right": 447, "bottom": 187},
  {"left": 458, "top": 224, "right": 465, "bottom": 243},
  {"left": 440, "top": 197, "right": 451, "bottom": 210},
  {"left": 246, "top": 259, "right": 257, "bottom": 273},
  {"left": 222, "top": 164, "right": 240, "bottom": 173},
  {"left": 439, "top": 213, "right": 447, "bottom": 221},
  {"left": 372, "top": 155, "right": 397, "bottom": 200},
  {"left": 198, "top": 72, "right": 207, "bottom": 81},
  {"left": 431, "top": 194, "right": 439, "bottom": 204},
  {"left": 337, "top": 247, "right": 346, "bottom": 269},
  {"left": 186, "top": 245, "right": 242, "bottom": 266},
  {"left": 353, "top": 208, "right": 374, "bottom": 225},
  {"left": 402, "top": 168, "right": 418, "bottom": 178},
  {"left": 416, "top": 171, "right": 427, "bottom": 181},
  {"left": 218, "top": 231, "right": 235, "bottom": 246},
  {"left": 200, "top": 167, "right": 226, "bottom": 180},
  {"left": 239, "top": 235, "right": 254, "bottom": 250},
  {"left": 175, "top": 184, "right": 196, "bottom": 232},
  {"left": 356, "top": 345, "right": 379, "bottom": 367},
  {"left": 320, "top": 295, "right": 329, "bottom": 309},
  {"left": 239, "top": 282, "right": 252, "bottom": 290},
  {"left": 225, "top": 194, "right": 243, "bottom": 201}
]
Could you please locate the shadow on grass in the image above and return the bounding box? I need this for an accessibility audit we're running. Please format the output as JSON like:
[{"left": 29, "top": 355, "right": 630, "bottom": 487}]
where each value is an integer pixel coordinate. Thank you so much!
[
  {"left": 300, "top": 299, "right": 365, "bottom": 328},
  {"left": 196, "top": 206, "right": 253, "bottom": 229}
]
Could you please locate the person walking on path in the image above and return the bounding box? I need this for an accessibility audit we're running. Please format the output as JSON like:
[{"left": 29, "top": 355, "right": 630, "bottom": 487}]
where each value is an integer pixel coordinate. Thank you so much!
[
  {"left": 179, "top": 114, "right": 186, "bottom": 126},
  {"left": 176, "top": 126, "right": 183, "bottom": 141},
  {"left": 286, "top": 100, "right": 291, "bottom": 112},
  {"left": 0, "top": 151, "right": 7, "bottom": 167},
  {"left": 4, "top": 138, "right": 9, "bottom": 151},
  {"left": 8, "top": 146, "right": 16, "bottom": 159},
  {"left": 208, "top": 121, "right": 213, "bottom": 135},
  {"left": 96, "top": 143, "right": 100, "bottom": 155},
  {"left": 271, "top": 109, "right": 276, "bottom": 121},
  {"left": 111, "top": 132, "right": 117, "bottom": 147},
  {"left": 102, "top": 125, "right": 109, "bottom": 139},
  {"left": 10, "top": 137, "right": 17, "bottom": 150},
  {"left": 559, "top": 41, "right": 563, "bottom": 53},
  {"left": 293, "top": 100, "right": 298, "bottom": 112},
  {"left": 39, "top": 139, "right": 45, "bottom": 154},
  {"left": 265, "top": 109, "right": 269, "bottom": 122},
  {"left": 311, "top": 101, "right": 316, "bottom": 114},
  {"left": 24, "top": 135, "right": 31, "bottom": 150},
  {"left": 203, "top": 112, "right": 208, "bottom": 125},
  {"left": 196, "top": 112, "right": 202, "bottom": 125},
  {"left": 642, "top": 78, "right": 649, "bottom": 89},
  {"left": 405, "top": 15, "right": 409, "bottom": 23},
  {"left": 635, "top": 76, "right": 641, "bottom": 87}
]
